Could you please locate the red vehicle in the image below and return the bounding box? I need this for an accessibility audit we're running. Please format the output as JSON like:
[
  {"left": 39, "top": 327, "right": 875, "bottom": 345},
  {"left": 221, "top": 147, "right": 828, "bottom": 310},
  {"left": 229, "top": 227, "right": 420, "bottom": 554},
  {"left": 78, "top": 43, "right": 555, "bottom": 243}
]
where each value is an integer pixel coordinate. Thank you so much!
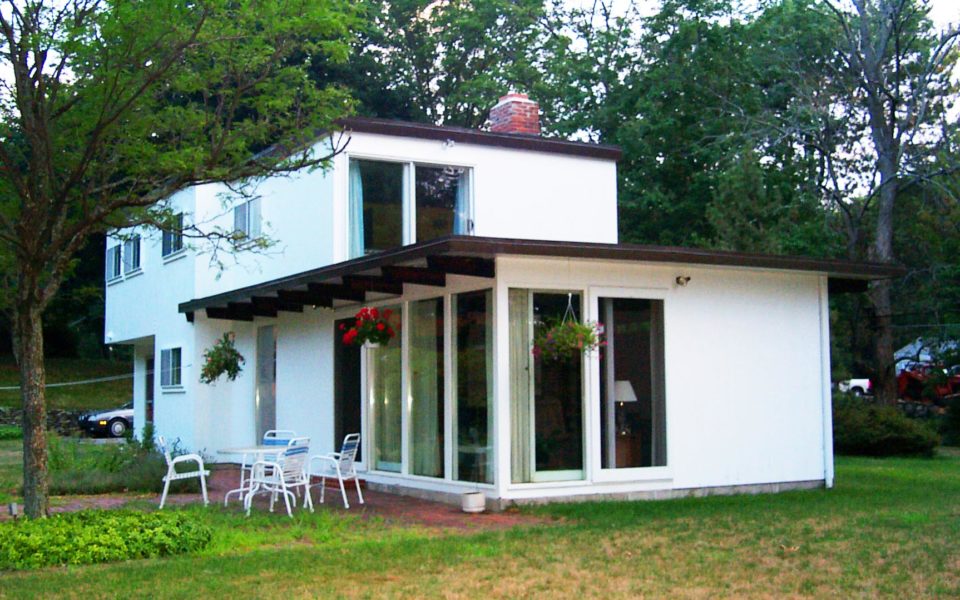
[{"left": 897, "top": 363, "right": 960, "bottom": 404}]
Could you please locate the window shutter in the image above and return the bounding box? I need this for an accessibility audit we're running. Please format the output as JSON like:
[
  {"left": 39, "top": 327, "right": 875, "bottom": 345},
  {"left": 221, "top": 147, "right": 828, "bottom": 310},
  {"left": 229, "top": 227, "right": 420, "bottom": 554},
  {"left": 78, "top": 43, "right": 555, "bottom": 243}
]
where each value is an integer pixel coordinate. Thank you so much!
[{"left": 162, "top": 231, "right": 171, "bottom": 256}]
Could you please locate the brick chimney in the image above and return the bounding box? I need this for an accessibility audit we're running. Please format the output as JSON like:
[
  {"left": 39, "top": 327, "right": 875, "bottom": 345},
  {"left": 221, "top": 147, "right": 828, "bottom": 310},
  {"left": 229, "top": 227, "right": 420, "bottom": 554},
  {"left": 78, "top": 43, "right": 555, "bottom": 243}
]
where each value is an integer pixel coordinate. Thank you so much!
[{"left": 489, "top": 93, "right": 541, "bottom": 135}]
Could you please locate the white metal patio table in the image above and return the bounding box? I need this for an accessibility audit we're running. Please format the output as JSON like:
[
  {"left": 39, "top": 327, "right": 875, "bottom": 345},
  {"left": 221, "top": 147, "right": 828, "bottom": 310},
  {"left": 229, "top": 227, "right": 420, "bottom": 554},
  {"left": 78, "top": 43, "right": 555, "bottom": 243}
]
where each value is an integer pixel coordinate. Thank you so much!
[{"left": 218, "top": 445, "right": 287, "bottom": 505}]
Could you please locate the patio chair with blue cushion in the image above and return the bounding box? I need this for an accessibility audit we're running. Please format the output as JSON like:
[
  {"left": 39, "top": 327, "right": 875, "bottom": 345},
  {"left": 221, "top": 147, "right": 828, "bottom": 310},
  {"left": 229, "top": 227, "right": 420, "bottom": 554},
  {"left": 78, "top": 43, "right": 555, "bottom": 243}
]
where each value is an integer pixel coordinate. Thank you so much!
[
  {"left": 223, "top": 429, "right": 298, "bottom": 507},
  {"left": 308, "top": 433, "right": 364, "bottom": 509},
  {"left": 158, "top": 435, "right": 209, "bottom": 509},
  {"left": 243, "top": 437, "right": 312, "bottom": 517}
]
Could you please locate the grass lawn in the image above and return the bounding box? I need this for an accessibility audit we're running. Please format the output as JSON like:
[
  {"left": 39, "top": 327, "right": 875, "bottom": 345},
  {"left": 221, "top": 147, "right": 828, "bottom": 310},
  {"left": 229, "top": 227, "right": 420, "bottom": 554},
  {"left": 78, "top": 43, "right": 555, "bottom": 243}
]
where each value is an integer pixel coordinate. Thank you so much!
[
  {"left": 0, "top": 355, "right": 131, "bottom": 410},
  {"left": 1, "top": 449, "right": 958, "bottom": 597}
]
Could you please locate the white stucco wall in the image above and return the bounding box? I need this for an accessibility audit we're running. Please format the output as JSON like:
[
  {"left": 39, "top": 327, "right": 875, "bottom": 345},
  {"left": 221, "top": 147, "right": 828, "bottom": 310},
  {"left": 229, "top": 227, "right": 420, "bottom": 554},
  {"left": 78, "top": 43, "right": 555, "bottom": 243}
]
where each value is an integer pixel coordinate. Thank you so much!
[{"left": 493, "top": 257, "right": 830, "bottom": 501}]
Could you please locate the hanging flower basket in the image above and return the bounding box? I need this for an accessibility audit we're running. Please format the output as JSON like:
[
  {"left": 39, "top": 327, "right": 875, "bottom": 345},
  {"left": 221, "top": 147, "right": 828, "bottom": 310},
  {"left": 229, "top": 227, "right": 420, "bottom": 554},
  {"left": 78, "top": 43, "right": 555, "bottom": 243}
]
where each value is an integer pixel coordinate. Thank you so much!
[
  {"left": 200, "top": 333, "right": 245, "bottom": 384},
  {"left": 340, "top": 307, "right": 397, "bottom": 347},
  {"left": 533, "top": 319, "right": 605, "bottom": 361}
]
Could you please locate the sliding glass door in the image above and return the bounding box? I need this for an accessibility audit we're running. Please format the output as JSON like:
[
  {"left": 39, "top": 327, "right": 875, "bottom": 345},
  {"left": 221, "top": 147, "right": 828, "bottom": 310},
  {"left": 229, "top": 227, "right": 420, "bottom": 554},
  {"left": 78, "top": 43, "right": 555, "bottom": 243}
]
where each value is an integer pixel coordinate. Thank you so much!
[
  {"left": 452, "top": 290, "right": 493, "bottom": 484},
  {"left": 370, "top": 305, "right": 402, "bottom": 472},
  {"left": 409, "top": 298, "right": 444, "bottom": 478},
  {"left": 598, "top": 298, "right": 666, "bottom": 469},
  {"left": 510, "top": 290, "right": 585, "bottom": 483}
]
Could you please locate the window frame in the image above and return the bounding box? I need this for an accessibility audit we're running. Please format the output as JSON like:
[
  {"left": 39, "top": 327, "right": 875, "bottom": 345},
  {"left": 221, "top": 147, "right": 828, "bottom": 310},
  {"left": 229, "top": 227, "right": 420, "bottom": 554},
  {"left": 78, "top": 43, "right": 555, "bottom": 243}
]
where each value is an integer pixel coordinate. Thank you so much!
[
  {"left": 159, "top": 347, "right": 183, "bottom": 389},
  {"left": 161, "top": 213, "right": 185, "bottom": 258},
  {"left": 123, "top": 235, "right": 141, "bottom": 274},
  {"left": 587, "top": 285, "right": 672, "bottom": 484},
  {"left": 233, "top": 197, "right": 262, "bottom": 242},
  {"left": 333, "top": 283, "right": 496, "bottom": 490},
  {"left": 347, "top": 156, "right": 474, "bottom": 258},
  {"left": 105, "top": 244, "right": 122, "bottom": 281}
]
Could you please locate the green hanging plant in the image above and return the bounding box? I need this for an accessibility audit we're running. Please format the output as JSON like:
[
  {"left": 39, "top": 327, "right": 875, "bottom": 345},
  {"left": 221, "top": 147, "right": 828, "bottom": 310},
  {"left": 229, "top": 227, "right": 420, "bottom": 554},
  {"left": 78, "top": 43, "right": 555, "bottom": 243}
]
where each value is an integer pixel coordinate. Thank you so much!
[
  {"left": 533, "top": 318, "right": 605, "bottom": 361},
  {"left": 200, "top": 333, "right": 245, "bottom": 384}
]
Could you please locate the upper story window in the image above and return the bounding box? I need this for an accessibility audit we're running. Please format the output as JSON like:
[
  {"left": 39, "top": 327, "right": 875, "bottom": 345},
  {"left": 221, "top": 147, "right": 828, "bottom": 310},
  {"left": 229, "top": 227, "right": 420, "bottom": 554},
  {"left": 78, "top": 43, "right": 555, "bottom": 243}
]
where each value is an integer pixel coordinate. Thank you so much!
[
  {"left": 233, "top": 197, "right": 261, "bottom": 241},
  {"left": 123, "top": 235, "right": 141, "bottom": 273},
  {"left": 348, "top": 159, "right": 471, "bottom": 258},
  {"left": 162, "top": 213, "right": 184, "bottom": 257},
  {"left": 106, "top": 245, "right": 122, "bottom": 280}
]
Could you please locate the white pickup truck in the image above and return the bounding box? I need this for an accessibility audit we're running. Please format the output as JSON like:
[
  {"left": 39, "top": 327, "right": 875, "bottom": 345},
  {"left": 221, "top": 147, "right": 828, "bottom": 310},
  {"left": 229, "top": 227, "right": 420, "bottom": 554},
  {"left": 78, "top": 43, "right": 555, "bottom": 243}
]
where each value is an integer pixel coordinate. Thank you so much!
[{"left": 838, "top": 378, "right": 872, "bottom": 396}]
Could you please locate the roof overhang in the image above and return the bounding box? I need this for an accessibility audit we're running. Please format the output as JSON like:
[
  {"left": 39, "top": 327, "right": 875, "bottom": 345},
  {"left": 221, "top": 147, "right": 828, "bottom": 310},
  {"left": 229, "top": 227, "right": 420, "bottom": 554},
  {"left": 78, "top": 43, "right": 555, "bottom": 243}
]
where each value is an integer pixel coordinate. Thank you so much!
[
  {"left": 340, "top": 117, "right": 622, "bottom": 161},
  {"left": 178, "top": 236, "right": 905, "bottom": 321}
]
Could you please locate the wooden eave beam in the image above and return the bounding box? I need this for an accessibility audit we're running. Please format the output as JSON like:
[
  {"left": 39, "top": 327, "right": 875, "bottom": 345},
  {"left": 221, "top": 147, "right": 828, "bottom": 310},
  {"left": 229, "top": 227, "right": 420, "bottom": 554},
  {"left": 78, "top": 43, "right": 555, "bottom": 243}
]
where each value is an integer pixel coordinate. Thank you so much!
[
  {"left": 252, "top": 296, "right": 303, "bottom": 314},
  {"left": 342, "top": 275, "right": 404, "bottom": 295},
  {"left": 381, "top": 265, "right": 446, "bottom": 287},
  {"left": 206, "top": 306, "right": 253, "bottom": 321},
  {"left": 276, "top": 290, "right": 333, "bottom": 308},
  {"left": 228, "top": 302, "right": 263, "bottom": 318},
  {"left": 426, "top": 255, "right": 495, "bottom": 278},
  {"left": 307, "top": 283, "right": 366, "bottom": 302}
]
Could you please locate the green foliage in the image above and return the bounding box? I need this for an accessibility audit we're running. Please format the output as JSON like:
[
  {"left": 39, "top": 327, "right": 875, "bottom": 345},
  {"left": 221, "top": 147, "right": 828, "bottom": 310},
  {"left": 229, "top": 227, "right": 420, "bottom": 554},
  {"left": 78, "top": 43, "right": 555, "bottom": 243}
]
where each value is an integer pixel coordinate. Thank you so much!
[
  {"left": 532, "top": 319, "right": 604, "bottom": 361},
  {"left": 318, "top": 0, "right": 547, "bottom": 127},
  {"left": 941, "top": 398, "right": 960, "bottom": 447},
  {"left": 0, "top": 510, "right": 211, "bottom": 570},
  {"left": 0, "top": 425, "right": 21, "bottom": 440},
  {"left": 833, "top": 394, "right": 940, "bottom": 457},
  {"left": 200, "top": 333, "right": 245, "bottom": 385},
  {"left": 48, "top": 435, "right": 198, "bottom": 495}
]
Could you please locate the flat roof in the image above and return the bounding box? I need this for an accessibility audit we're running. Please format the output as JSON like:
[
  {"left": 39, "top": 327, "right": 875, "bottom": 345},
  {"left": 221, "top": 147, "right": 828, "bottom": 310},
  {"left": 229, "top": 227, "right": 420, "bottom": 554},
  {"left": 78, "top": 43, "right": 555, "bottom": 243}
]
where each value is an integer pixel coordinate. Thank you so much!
[
  {"left": 179, "top": 236, "right": 905, "bottom": 321},
  {"left": 340, "top": 117, "right": 622, "bottom": 161}
]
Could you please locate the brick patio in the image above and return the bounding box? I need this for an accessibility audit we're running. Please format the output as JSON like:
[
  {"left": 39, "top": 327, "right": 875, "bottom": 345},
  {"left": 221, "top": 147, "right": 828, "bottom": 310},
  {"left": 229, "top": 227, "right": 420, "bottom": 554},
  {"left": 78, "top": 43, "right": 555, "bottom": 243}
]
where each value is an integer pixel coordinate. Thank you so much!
[{"left": 7, "top": 465, "right": 545, "bottom": 530}]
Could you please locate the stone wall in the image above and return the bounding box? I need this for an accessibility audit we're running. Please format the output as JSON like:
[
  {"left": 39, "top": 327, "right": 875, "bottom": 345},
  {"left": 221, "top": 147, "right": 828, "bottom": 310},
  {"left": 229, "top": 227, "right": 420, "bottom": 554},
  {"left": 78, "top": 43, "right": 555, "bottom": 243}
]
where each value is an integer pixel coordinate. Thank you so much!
[{"left": 0, "top": 406, "right": 84, "bottom": 436}]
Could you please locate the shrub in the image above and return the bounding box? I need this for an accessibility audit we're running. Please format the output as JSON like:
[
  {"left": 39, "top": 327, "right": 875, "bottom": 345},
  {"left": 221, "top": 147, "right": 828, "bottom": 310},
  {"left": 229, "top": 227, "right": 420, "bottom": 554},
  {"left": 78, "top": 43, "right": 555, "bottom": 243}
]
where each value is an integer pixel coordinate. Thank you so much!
[
  {"left": 0, "top": 425, "right": 22, "bottom": 440},
  {"left": 0, "top": 510, "right": 211, "bottom": 570},
  {"left": 940, "top": 397, "right": 960, "bottom": 446},
  {"left": 833, "top": 394, "right": 940, "bottom": 457},
  {"left": 48, "top": 434, "right": 200, "bottom": 495}
]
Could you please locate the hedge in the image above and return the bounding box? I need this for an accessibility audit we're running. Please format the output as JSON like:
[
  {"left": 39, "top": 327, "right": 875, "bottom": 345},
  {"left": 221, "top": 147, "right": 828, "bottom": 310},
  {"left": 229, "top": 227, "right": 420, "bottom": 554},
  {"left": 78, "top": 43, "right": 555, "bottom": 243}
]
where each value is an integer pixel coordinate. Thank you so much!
[{"left": 833, "top": 394, "right": 939, "bottom": 457}]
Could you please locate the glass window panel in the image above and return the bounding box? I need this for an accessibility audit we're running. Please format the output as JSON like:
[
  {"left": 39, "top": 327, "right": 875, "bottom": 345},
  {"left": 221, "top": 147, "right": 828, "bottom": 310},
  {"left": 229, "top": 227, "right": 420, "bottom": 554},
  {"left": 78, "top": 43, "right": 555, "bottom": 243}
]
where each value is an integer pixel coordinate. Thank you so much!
[
  {"left": 162, "top": 213, "right": 184, "bottom": 256},
  {"left": 409, "top": 298, "right": 444, "bottom": 478},
  {"left": 160, "top": 348, "right": 181, "bottom": 387},
  {"left": 372, "top": 305, "right": 402, "bottom": 472},
  {"left": 453, "top": 290, "right": 493, "bottom": 484},
  {"left": 415, "top": 166, "right": 463, "bottom": 242},
  {"left": 255, "top": 326, "right": 277, "bottom": 442},
  {"left": 532, "top": 293, "right": 583, "bottom": 474},
  {"left": 355, "top": 160, "right": 404, "bottom": 254},
  {"left": 599, "top": 298, "right": 666, "bottom": 469},
  {"left": 334, "top": 318, "right": 363, "bottom": 462}
]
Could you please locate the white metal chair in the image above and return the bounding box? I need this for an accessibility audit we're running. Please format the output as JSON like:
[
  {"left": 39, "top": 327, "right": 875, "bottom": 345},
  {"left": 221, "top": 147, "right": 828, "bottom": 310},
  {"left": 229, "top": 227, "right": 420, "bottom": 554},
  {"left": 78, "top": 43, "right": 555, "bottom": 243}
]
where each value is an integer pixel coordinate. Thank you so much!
[
  {"left": 223, "top": 429, "right": 298, "bottom": 507},
  {"left": 308, "top": 433, "right": 364, "bottom": 509},
  {"left": 158, "top": 436, "right": 209, "bottom": 509},
  {"left": 243, "top": 437, "right": 313, "bottom": 517}
]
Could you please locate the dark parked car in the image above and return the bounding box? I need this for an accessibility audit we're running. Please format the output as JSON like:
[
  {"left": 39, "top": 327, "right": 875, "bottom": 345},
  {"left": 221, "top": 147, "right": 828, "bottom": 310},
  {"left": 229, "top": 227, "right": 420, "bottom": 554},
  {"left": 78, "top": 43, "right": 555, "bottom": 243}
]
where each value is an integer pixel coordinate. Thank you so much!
[{"left": 79, "top": 402, "right": 133, "bottom": 438}]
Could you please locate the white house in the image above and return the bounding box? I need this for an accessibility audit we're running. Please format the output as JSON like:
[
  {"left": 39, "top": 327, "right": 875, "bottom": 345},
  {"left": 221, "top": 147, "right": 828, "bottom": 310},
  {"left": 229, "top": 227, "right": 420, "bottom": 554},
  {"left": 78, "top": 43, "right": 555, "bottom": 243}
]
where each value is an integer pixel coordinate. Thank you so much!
[{"left": 104, "top": 93, "right": 901, "bottom": 508}]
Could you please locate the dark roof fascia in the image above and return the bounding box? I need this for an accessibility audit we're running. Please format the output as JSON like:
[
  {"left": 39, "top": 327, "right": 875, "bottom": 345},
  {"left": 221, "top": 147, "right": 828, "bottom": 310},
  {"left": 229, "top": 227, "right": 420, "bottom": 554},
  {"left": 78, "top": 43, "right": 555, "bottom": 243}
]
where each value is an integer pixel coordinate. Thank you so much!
[
  {"left": 339, "top": 117, "right": 622, "bottom": 162},
  {"left": 447, "top": 237, "right": 907, "bottom": 280},
  {"left": 178, "top": 236, "right": 904, "bottom": 314}
]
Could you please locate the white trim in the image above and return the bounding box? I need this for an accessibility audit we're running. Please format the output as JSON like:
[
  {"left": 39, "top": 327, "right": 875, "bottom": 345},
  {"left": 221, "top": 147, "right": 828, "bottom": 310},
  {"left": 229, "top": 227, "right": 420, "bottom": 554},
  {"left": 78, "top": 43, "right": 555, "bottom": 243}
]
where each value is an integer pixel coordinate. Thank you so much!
[
  {"left": 161, "top": 248, "right": 187, "bottom": 264},
  {"left": 818, "top": 275, "right": 835, "bottom": 488},
  {"left": 586, "top": 286, "right": 672, "bottom": 483}
]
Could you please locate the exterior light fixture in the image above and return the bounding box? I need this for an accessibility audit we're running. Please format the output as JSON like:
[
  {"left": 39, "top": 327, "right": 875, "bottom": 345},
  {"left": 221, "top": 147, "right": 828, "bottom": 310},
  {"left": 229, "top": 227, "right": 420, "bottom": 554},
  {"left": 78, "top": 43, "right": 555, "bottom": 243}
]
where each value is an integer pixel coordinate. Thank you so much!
[{"left": 675, "top": 275, "right": 691, "bottom": 286}]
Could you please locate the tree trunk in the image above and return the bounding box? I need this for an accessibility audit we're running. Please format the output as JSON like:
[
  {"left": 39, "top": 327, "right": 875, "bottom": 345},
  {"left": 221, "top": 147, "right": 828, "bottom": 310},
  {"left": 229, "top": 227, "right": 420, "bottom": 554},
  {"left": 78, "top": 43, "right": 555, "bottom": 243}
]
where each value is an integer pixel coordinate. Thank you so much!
[
  {"left": 869, "top": 279, "right": 898, "bottom": 404},
  {"left": 868, "top": 150, "right": 899, "bottom": 406},
  {"left": 13, "top": 304, "right": 49, "bottom": 518}
]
